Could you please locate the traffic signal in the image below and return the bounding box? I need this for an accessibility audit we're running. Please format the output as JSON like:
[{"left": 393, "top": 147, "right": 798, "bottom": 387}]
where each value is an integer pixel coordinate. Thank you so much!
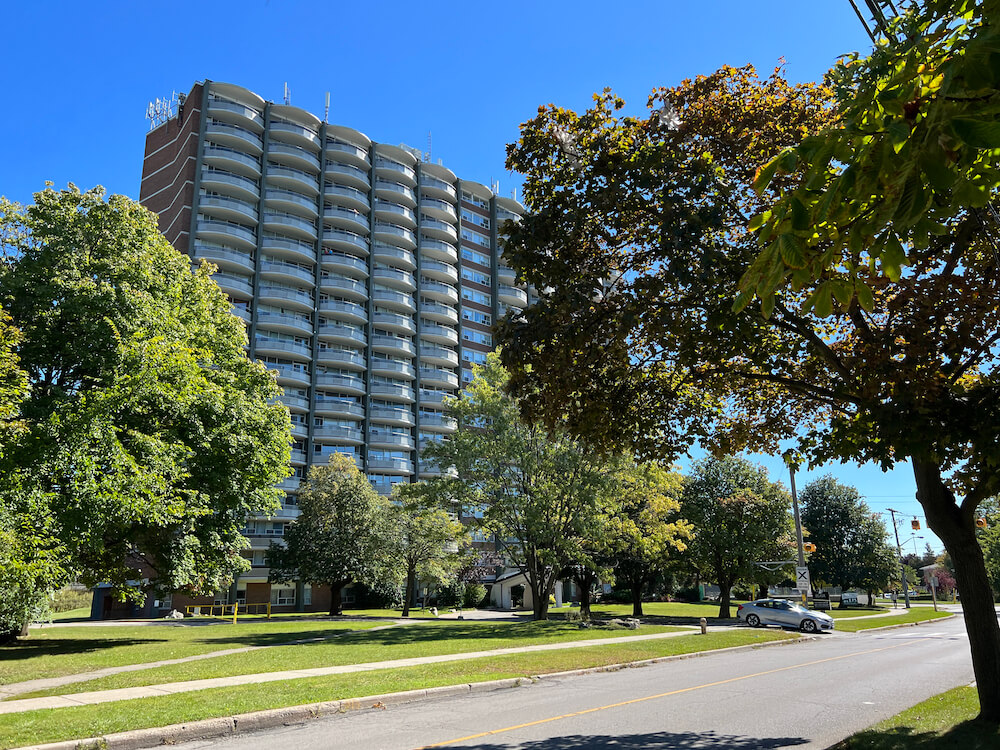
[
  {"left": 803, "top": 542, "right": 817, "bottom": 553},
  {"left": 977, "top": 518, "right": 988, "bottom": 529},
  {"left": 912, "top": 519, "right": 921, "bottom": 530}
]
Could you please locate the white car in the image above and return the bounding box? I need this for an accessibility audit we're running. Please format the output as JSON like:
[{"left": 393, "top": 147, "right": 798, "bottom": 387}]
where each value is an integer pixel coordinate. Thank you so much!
[{"left": 737, "top": 598, "right": 835, "bottom": 633}]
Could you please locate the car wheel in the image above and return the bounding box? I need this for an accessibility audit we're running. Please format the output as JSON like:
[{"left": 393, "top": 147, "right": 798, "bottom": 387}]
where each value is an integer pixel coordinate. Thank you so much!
[
  {"left": 800, "top": 619, "right": 818, "bottom": 633},
  {"left": 746, "top": 614, "right": 761, "bottom": 627}
]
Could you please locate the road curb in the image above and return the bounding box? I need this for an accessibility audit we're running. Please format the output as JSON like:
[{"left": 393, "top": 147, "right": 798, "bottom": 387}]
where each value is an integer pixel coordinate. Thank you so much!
[
  {"left": 11, "top": 634, "right": 811, "bottom": 750},
  {"left": 852, "top": 613, "right": 956, "bottom": 633}
]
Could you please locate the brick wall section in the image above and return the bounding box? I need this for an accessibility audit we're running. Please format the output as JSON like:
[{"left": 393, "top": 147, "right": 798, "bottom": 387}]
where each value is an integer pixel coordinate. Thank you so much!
[{"left": 139, "top": 82, "right": 203, "bottom": 254}]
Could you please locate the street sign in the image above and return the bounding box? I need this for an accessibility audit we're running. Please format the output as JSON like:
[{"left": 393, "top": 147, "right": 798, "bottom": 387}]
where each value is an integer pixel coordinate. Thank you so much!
[{"left": 796, "top": 566, "right": 811, "bottom": 593}]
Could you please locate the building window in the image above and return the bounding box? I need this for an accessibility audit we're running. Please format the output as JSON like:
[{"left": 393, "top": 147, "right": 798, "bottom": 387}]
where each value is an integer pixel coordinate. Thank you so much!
[
  {"left": 461, "top": 288, "right": 491, "bottom": 306},
  {"left": 271, "top": 586, "right": 296, "bottom": 606},
  {"left": 463, "top": 328, "right": 492, "bottom": 346},
  {"left": 461, "top": 247, "right": 491, "bottom": 266},
  {"left": 461, "top": 268, "right": 491, "bottom": 286},
  {"left": 461, "top": 229, "right": 491, "bottom": 248}
]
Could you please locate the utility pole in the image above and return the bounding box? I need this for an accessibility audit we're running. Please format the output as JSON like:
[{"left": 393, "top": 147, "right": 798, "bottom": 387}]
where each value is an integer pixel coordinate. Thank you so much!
[
  {"left": 789, "top": 464, "right": 808, "bottom": 605},
  {"left": 887, "top": 508, "right": 911, "bottom": 609}
]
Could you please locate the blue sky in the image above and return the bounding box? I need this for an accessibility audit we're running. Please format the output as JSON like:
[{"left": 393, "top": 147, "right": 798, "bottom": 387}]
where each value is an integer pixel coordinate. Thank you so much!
[{"left": 0, "top": 1, "right": 935, "bottom": 552}]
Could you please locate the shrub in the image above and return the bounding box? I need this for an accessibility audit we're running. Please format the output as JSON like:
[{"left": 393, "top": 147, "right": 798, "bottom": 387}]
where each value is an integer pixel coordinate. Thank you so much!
[
  {"left": 50, "top": 587, "right": 92, "bottom": 613},
  {"left": 462, "top": 583, "right": 487, "bottom": 608}
]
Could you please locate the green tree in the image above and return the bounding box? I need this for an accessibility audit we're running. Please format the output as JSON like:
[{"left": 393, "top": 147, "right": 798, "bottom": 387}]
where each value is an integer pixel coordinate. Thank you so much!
[
  {"left": 799, "top": 476, "right": 897, "bottom": 605},
  {"left": 681, "top": 456, "right": 795, "bottom": 619},
  {"left": 420, "top": 353, "right": 614, "bottom": 620},
  {"left": 605, "top": 461, "right": 691, "bottom": 617},
  {"left": 269, "top": 454, "right": 399, "bottom": 615},
  {"left": 391, "top": 485, "right": 469, "bottom": 617},
  {"left": 0, "top": 186, "right": 291, "bottom": 610}
]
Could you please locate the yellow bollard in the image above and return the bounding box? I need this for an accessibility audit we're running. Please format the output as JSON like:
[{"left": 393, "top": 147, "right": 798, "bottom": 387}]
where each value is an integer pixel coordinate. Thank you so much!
[{"left": 233, "top": 602, "right": 238, "bottom": 625}]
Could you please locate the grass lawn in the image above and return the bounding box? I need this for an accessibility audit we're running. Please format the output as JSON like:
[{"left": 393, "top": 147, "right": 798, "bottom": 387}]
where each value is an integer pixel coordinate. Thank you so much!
[
  {"left": 1, "top": 620, "right": 381, "bottom": 686},
  {"left": 0, "top": 628, "right": 795, "bottom": 748},
  {"left": 826, "top": 607, "right": 891, "bottom": 619},
  {"left": 12, "top": 620, "right": 684, "bottom": 698},
  {"left": 834, "top": 608, "right": 953, "bottom": 632},
  {"left": 566, "top": 601, "right": 748, "bottom": 621},
  {"left": 833, "top": 685, "right": 999, "bottom": 749}
]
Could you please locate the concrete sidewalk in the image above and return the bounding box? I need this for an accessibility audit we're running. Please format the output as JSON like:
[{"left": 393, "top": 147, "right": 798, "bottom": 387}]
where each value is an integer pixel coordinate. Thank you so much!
[{"left": 0, "top": 627, "right": 707, "bottom": 716}]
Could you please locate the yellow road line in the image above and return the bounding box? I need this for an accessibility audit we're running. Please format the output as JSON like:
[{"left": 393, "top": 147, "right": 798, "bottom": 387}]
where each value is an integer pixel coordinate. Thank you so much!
[{"left": 417, "top": 639, "right": 922, "bottom": 748}]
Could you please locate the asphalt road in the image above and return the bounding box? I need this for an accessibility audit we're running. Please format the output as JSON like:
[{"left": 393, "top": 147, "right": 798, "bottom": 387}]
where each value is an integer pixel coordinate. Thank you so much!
[{"left": 177, "top": 612, "right": 974, "bottom": 750}]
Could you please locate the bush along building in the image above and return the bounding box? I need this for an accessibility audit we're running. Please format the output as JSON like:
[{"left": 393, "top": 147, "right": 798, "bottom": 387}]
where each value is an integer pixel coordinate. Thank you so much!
[{"left": 116, "top": 80, "right": 529, "bottom": 616}]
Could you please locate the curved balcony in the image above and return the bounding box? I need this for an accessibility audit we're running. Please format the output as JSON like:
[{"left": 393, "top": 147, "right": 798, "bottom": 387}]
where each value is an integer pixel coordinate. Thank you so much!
[
  {"left": 419, "top": 197, "right": 457, "bottom": 222},
  {"left": 201, "top": 168, "right": 260, "bottom": 202},
  {"left": 206, "top": 121, "right": 263, "bottom": 154},
  {"left": 315, "top": 372, "right": 365, "bottom": 394},
  {"left": 258, "top": 284, "right": 315, "bottom": 312},
  {"left": 290, "top": 448, "right": 308, "bottom": 465},
  {"left": 418, "top": 237, "right": 458, "bottom": 264},
  {"left": 268, "top": 141, "right": 320, "bottom": 172},
  {"left": 233, "top": 306, "right": 252, "bottom": 325},
  {"left": 419, "top": 412, "right": 459, "bottom": 433},
  {"left": 314, "top": 398, "right": 365, "bottom": 419},
  {"left": 368, "top": 431, "right": 415, "bottom": 450},
  {"left": 369, "top": 407, "right": 416, "bottom": 428},
  {"left": 323, "top": 227, "right": 370, "bottom": 254},
  {"left": 261, "top": 259, "right": 315, "bottom": 287},
  {"left": 263, "top": 211, "right": 317, "bottom": 241},
  {"left": 254, "top": 335, "right": 312, "bottom": 360},
  {"left": 419, "top": 367, "right": 459, "bottom": 389},
  {"left": 270, "top": 363, "right": 311, "bottom": 387},
  {"left": 375, "top": 180, "right": 416, "bottom": 207},
  {"left": 371, "top": 335, "right": 415, "bottom": 357},
  {"left": 277, "top": 394, "right": 310, "bottom": 412},
  {"left": 325, "top": 161, "right": 370, "bottom": 190},
  {"left": 278, "top": 477, "right": 302, "bottom": 492},
  {"left": 420, "top": 216, "right": 458, "bottom": 242},
  {"left": 419, "top": 390, "right": 451, "bottom": 408},
  {"left": 320, "top": 250, "right": 369, "bottom": 278},
  {"left": 264, "top": 188, "right": 318, "bottom": 217},
  {"left": 261, "top": 233, "right": 316, "bottom": 265},
  {"left": 497, "top": 265, "right": 517, "bottom": 284},
  {"left": 366, "top": 457, "right": 414, "bottom": 475},
  {"left": 371, "top": 382, "right": 415, "bottom": 403},
  {"left": 420, "top": 323, "right": 459, "bottom": 346},
  {"left": 317, "top": 324, "right": 366, "bottom": 347},
  {"left": 313, "top": 424, "right": 364, "bottom": 444},
  {"left": 419, "top": 175, "right": 457, "bottom": 201},
  {"left": 256, "top": 309, "right": 313, "bottom": 337},
  {"left": 419, "top": 463, "right": 458, "bottom": 480},
  {"left": 314, "top": 347, "right": 365, "bottom": 370},
  {"left": 371, "top": 358, "right": 415, "bottom": 380},
  {"left": 319, "top": 299, "right": 367, "bottom": 325},
  {"left": 373, "top": 244, "right": 416, "bottom": 270},
  {"left": 319, "top": 275, "right": 368, "bottom": 301},
  {"left": 269, "top": 120, "right": 321, "bottom": 150},
  {"left": 373, "top": 266, "right": 416, "bottom": 292},
  {"left": 374, "top": 157, "right": 416, "bottom": 185},
  {"left": 203, "top": 145, "right": 261, "bottom": 177},
  {"left": 199, "top": 194, "right": 259, "bottom": 225},
  {"left": 373, "top": 222, "right": 416, "bottom": 249},
  {"left": 265, "top": 164, "right": 319, "bottom": 195},
  {"left": 207, "top": 97, "right": 264, "bottom": 130},
  {"left": 419, "top": 345, "right": 459, "bottom": 367},
  {"left": 325, "top": 139, "right": 370, "bottom": 169},
  {"left": 214, "top": 272, "right": 254, "bottom": 298},
  {"left": 499, "top": 284, "right": 529, "bottom": 307},
  {"left": 374, "top": 201, "right": 416, "bottom": 227},
  {"left": 191, "top": 244, "right": 254, "bottom": 274},
  {"left": 372, "top": 288, "right": 415, "bottom": 313},
  {"left": 324, "top": 206, "right": 369, "bottom": 234},
  {"left": 419, "top": 279, "right": 459, "bottom": 305},
  {"left": 196, "top": 219, "right": 257, "bottom": 249},
  {"left": 324, "top": 183, "right": 370, "bottom": 212},
  {"left": 419, "top": 301, "right": 458, "bottom": 325},
  {"left": 290, "top": 421, "right": 309, "bottom": 439},
  {"left": 420, "top": 259, "right": 458, "bottom": 284},
  {"left": 373, "top": 311, "right": 416, "bottom": 335}
]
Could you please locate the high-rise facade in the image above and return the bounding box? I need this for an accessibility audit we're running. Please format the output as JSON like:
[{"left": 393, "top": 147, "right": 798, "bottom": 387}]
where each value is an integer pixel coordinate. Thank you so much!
[{"left": 139, "top": 81, "right": 526, "bottom": 608}]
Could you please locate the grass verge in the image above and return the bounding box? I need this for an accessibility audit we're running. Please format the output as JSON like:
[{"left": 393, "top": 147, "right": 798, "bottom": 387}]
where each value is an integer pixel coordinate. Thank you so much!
[
  {"left": 834, "top": 609, "right": 953, "bottom": 632},
  {"left": 0, "top": 629, "right": 794, "bottom": 748},
  {"left": 12, "top": 621, "right": 682, "bottom": 698},
  {"left": 833, "top": 685, "right": 999, "bottom": 749}
]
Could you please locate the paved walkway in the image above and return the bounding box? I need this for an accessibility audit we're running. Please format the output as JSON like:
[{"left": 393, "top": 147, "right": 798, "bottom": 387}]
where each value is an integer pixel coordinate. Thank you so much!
[{"left": 0, "top": 627, "right": 705, "bottom": 715}]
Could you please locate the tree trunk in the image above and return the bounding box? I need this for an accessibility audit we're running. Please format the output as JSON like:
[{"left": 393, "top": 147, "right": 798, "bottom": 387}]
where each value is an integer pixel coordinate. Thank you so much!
[
  {"left": 329, "top": 580, "right": 348, "bottom": 616},
  {"left": 571, "top": 570, "right": 594, "bottom": 619},
  {"left": 631, "top": 583, "right": 644, "bottom": 618},
  {"left": 718, "top": 577, "right": 733, "bottom": 619},
  {"left": 402, "top": 563, "right": 415, "bottom": 617},
  {"left": 530, "top": 576, "right": 549, "bottom": 620},
  {"left": 914, "top": 457, "right": 1000, "bottom": 723}
]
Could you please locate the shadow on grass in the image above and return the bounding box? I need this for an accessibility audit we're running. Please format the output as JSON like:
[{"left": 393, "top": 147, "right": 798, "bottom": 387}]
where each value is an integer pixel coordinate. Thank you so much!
[
  {"left": 834, "top": 721, "right": 1000, "bottom": 750},
  {"left": 0, "top": 637, "right": 160, "bottom": 662},
  {"left": 460, "top": 730, "right": 808, "bottom": 748}
]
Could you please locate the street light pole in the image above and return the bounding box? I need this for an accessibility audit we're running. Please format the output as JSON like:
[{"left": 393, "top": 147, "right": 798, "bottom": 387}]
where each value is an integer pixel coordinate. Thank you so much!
[
  {"left": 887, "top": 508, "right": 911, "bottom": 609},
  {"left": 789, "top": 465, "right": 808, "bottom": 605}
]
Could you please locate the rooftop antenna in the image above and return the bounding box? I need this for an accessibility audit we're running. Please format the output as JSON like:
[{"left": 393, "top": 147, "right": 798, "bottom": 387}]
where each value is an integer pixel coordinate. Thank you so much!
[
  {"left": 491, "top": 179, "right": 500, "bottom": 195},
  {"left": 426, "top": 131, "right": 432, "bottom": 163},
  {"left": 144, "top": 91, "right": 179, "bottom": 131},
  {"left": 283, "top": 82, "right": 291, "bottom": 105},
  {"left": 324, "top": 92, "right": 330, "bottom": 123}
]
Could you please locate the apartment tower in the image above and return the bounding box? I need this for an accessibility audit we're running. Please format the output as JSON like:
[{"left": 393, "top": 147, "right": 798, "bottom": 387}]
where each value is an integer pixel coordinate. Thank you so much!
[{"left": 138, "top": 80, "right": 526, "bottom": 609}]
